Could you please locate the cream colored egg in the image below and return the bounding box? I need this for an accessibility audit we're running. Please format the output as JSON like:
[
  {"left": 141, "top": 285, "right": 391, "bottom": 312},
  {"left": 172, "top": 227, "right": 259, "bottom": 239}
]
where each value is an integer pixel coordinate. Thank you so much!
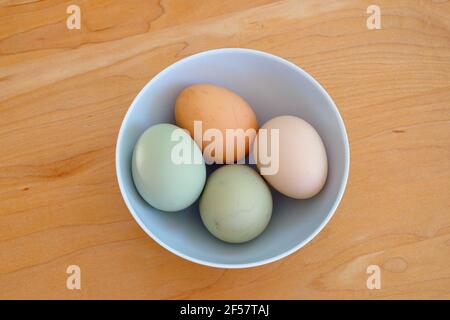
[{"left": 253, "top": 115, "right": 328, "bottom": 199}]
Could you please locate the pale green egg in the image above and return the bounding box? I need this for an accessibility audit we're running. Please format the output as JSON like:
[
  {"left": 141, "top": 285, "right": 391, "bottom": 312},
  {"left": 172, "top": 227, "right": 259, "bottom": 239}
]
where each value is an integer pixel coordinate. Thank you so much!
[
  {"left": 132, "top": 123, "right": 206, "bottom": 212},
  {"left": 200, "top": 165, "right": 273, "bottom": 243}
]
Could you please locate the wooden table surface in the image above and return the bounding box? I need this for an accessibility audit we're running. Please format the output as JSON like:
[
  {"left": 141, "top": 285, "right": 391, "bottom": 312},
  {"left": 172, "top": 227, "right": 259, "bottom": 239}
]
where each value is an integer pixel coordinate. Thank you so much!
[{"left": 0, "top": 0, "right": 449, "bottom": 299}]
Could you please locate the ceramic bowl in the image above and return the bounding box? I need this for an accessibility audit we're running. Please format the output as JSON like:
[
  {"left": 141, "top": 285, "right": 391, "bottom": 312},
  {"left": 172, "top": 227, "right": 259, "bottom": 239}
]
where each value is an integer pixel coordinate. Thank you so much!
[{"left": 116, "top": 48, "right": 350, "bottom": 268}]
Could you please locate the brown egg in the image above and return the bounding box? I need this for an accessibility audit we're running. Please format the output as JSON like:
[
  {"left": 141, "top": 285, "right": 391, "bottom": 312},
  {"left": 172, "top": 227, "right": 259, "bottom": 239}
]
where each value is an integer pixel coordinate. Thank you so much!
[{"left": 175, "top": 84, "right": 258, "bottom": 164}]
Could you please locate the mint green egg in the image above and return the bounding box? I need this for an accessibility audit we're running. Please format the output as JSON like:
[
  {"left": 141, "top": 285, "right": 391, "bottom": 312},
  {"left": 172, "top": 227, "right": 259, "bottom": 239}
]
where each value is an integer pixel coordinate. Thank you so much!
[
  {"left": 132, "top": 123, "right": 206, "bottom": 212},
  {"left": 200, "top": 165, "right": 273, "bottom": 243}
]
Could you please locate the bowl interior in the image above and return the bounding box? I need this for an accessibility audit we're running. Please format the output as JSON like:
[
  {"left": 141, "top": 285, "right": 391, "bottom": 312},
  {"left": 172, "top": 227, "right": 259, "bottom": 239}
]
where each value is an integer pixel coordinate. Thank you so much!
[{"left": 116, "top": 49, "right": 349, "bottom": 268}]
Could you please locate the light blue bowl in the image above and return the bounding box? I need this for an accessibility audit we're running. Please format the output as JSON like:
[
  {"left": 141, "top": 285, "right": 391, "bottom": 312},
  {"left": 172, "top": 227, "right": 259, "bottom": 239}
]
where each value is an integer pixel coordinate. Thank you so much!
[{"left": 116, "top": 48, "right": 350, "bottom": 268}]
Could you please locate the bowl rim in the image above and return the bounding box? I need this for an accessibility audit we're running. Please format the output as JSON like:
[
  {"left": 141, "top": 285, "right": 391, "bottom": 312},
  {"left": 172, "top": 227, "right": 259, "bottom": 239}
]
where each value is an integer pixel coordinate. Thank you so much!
[{"left": 115, "top": 47, "right": 350, "bottom": 269}]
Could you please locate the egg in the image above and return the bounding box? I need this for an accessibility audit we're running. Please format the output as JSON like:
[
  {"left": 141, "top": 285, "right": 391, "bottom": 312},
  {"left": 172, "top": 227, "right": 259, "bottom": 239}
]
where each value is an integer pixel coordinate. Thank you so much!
[
  {"left": 175, "top": 84, "right": 258, "bottom": 164},
  {"left": 132, "top": 123, "right": 206, "bottom": 212},
  {"left": 253, "top": 115, "right": 328, "bottom": 199},
  {"left": 199, "top": 165, "right": 273, "bottom": 244}
]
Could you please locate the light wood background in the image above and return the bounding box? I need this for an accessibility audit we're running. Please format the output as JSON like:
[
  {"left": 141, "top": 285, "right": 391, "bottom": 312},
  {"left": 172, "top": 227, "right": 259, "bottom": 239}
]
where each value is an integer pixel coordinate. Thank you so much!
[{"left": 0, "top": 0, "right": 449, "bottom": 299}]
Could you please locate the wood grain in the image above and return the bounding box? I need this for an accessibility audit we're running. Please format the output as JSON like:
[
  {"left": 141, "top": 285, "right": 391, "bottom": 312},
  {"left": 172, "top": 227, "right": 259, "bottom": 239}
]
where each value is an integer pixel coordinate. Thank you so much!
[{"left": 0, "top": 0, "right": 449, "bottom": 299}]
